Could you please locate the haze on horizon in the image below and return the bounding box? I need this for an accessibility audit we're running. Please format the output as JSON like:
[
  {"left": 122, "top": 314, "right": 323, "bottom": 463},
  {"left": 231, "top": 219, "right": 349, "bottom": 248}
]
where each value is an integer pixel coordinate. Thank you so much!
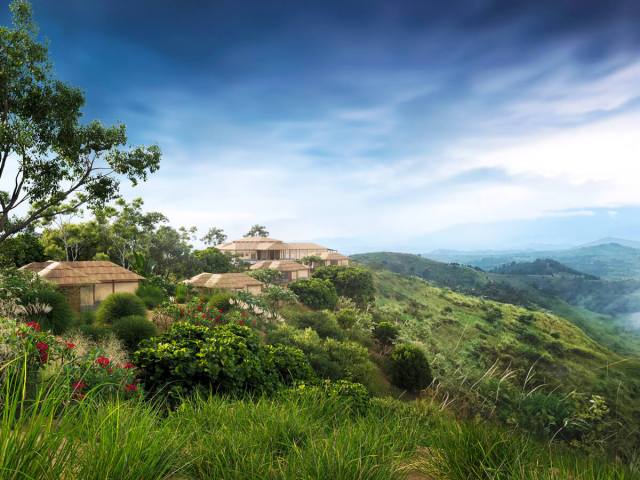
[{"left": 6, "top": 0, "right": 640, "bottom": 253}]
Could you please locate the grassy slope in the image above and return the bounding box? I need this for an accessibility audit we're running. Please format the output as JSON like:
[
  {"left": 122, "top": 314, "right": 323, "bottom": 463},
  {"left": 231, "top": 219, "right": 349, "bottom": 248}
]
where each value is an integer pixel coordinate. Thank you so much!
[
  {"left": 370, "top": 268, "right": 640, "bottom": 425},
  {"left": 354, "top": 251, "right": 640, "bottom": 355}
]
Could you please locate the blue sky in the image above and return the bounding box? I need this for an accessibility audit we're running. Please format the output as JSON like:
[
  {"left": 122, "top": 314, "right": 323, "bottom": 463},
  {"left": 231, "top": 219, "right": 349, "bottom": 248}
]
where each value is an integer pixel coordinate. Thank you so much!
[{"left": 5, "top": 0, "right": 640, "bottom": 252}]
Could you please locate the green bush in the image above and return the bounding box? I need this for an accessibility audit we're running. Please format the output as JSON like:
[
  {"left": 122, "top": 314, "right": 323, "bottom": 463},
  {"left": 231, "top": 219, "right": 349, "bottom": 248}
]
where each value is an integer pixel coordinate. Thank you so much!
[
  {"left": 77, "top": 323, "right": 112, "bottom": 341},
  {"left": 372, "top": 321, "right": 399, "bottom": 347},
  {"left": 289, "top": 278, "right": 338, "bottom": 310},
  {"left": 112, "top": 315, "right": 158, "bottom": 351},
  {"left": 287, "top": 310, "right": 344, "bottom": 339},
  {"left": 79, "top": 309, "right": 96, "bottom": 325},
  {"left": 136, "top": 283, "right": 167, "bottom": 309},
  {"left": 174, "top": 283, "right": 190, "bottom": 303},
  {"left": 134, "top": 322, "right": 311, "bottom": 398},
  {"left": 207, "top": 291, "right": 235, "bottom": 313},
  {"left": 312, "top": 266, "right": 375, "bottom": 306},
  {"left": 265, "top": 344, "right": 315, "bottom": 384},
  {"left": 96, "top": 293, "right": 147, "bottom": 324},
  {"left": 290, "top": 379, "right": 370, "bottom": 416},
  {"left": 388, "top": 344, "right": 432, "bottom": 392},
  {"left": 25, "top": 288, "right": 76, "bottom": 334}
]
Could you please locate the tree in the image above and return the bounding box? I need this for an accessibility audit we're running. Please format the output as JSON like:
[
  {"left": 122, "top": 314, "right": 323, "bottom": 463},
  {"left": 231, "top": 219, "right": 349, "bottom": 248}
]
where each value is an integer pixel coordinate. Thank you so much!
[
  {"left": 244, "top": 224, "right": 269, "bottom": 238},
  {"left": 193, "top": 247, "right": 235, "bottom": 274},
  {"left": 201, "top": 227, "right": 227, "bottom": 246},
  {"left": 301, "top": 255, "right": 322, "bottom": 270},
  {"left": 0, "top": 1, "right": 160, "bottom": 243},
  {"left": 0, "top": 230, "right": 45, "bottom": 266},
  {"left": 388, "top": 344, "right": 432, "bottom": 392},
  {"left": 312, "top": 266, "right": 375, "bottom": 307},
  {"left": 289, "top": 278, "right": 338, "bottom": 310}
]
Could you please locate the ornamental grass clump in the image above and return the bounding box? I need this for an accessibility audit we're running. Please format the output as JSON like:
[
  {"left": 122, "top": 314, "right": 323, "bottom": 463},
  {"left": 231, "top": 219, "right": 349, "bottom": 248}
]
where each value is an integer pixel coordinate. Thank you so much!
[{"left": 96, "top": 293, "right": 147, "bottom": 324}]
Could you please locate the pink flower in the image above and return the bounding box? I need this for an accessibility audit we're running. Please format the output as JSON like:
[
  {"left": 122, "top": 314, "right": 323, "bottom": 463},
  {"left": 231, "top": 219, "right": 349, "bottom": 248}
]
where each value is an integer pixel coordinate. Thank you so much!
[
  {"left": 123, "top": 362, "right": 135, "bottom": 369},
  {"left": 124, "top": 383, "right": 138, "bottom": 392},
  {"left": 72, "top": 381, "right": 87, "bottom": 392},
  {"left": 96, "top": 356, "right": 110, "bottom": 368},
  {"left": 36, "top": 342, "right": 49, "bottom": 363}
]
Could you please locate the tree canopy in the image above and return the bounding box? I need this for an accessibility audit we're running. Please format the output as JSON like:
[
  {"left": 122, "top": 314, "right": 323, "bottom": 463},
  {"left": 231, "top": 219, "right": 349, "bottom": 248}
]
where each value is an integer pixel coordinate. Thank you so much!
[
  {"left": 244, "top": 224, "right": 269, "bottom": 238},
  {"left": 0, "top": 0, "right": 160, "bottom": 242}
]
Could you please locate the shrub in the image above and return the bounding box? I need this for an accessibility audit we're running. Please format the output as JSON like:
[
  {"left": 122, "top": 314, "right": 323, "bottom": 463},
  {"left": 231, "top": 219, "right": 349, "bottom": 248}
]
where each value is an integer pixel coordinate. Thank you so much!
[
  {"left": 372, "top": 321, "right": 399, "bottom": 347},
  {"left": 174, "top": 283, "right": 190, "bottom": 303},
  {"left": 265, "top": 344, "right": 314, "bottom": 384},
  {"left": 77, "top": 323, "right": 112, "bottom": 342},
  {"left": 312, "top": 265, "right": 375, "bottom": 306},
  {"left": 25, "top": 288, "right": 76, "bottom": 334},
  {"left": 261, "top": 285, "right": 298, "bottom": 309},
  {"left": 134, "top": 322, "right": 310, "bottom": 398},
  {"left": 247, "top": 268, "right": 283, "bottom": 285},
  {"left": 96, "top": 293, "right": 146, "bottom": 324},
  {"left": 136, "top": 283, "right": 167, "bottom": 309},
  {"left": 290, "top": 379, "right": 370, "bottom": 415},
  {"left": 388, "top": 344, "right": 432, "bottom": 392},
  {"left": 112, "top": 315, "right": 158, "bottom": 351},
  {"left": 289, "top": 278, "right": 338, "bottom": 310},
  {"left": 287, "top": 310, "right": 344, "bottom": 339},
  {"left": 207, "top": 291, "right": 235, "bottom": 313}
]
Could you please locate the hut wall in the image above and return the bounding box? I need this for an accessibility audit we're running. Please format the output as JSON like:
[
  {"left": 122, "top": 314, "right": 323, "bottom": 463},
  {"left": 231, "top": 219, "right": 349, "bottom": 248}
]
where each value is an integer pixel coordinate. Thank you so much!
[
  {"left": 59, "top": 286, "right": 82, "bottom": 312},
  {"left": 246, "top": 285, "right": 263, "bottom": 295},
  {"left": 95, "top": 283, "right": 114, "bottom": 302},
  {"left": 80, "top": 286, "right": 95, "bottom": 308},
  {"left": 114, "top": 281, "right": 139, "bottom": 294}
]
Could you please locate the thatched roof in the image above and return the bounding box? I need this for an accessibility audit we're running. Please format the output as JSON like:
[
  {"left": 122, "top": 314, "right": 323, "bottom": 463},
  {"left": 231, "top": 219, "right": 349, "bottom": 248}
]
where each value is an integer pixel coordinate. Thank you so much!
[
  {"left": 284, "top": 242, "right": 330, "bottom": 251},
  {"left": 218, "top": 237, "right": 287, "bottom": 251},
  {"left": 184, "top": 272, "right": 264, "bottom": 290},
  {"left": 20, "top": 261, "right": 143, "bottom": 286},
  {"left": 250, "top": 260, "right": 310, "bottom": 273},
  {"left": 319, "top": 252, "right": 349, "bottom": 261}
]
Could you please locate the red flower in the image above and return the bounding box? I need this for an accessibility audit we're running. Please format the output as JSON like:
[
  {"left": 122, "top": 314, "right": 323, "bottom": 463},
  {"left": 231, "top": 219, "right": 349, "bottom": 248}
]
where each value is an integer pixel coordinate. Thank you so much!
[
  {"left": 96, "top": 356, "right": 110, "bottom": 368},
  {"left": 65, "top": 342, "right": 76, "bottom": 350},
  {"left": 238, "top": 320, "right": 245, "bottom": 326},
  {"left": 36, "top": 342, "right": 49, "bottom": 363},
  {"left": 124, "top": 383, "right": 138, "bottom": 392},
  {"left": 123, "top": 362, "right": 135, "bottom": 369},
  {"left": 197, "top": 304, "right": 203, "bottom": 312},
  {"left": 72, "top": 381, "right": 87, "bottom": 392},
  {"left": 26, "top": 321, "right": 41, "bottom": 332}
]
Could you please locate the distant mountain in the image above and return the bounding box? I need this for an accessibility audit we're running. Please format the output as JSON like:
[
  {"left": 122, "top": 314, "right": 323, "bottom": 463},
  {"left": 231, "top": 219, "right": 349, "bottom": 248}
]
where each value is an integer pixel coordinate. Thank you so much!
[
  {"left": 426, "top": 242, "right": 640, "bottom": 280},
  {"left": 490, "top": 258, "right": 598, "bottom": 279},
  {"left": 580, "top": 237, "right": 640, "bottom": 249}
]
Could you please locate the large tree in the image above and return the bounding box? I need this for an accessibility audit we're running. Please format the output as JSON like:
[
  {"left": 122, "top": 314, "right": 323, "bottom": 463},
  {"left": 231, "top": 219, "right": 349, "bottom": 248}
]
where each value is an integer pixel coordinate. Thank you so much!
[
  {"left": 244, "top": 224, "right": 269, "bottom": 238},
  {"left": 0, "top": 1, "right": 160, "bottom": 242},
  {"left": 201, "top": 226, "right": 227, "bottom": 246}
]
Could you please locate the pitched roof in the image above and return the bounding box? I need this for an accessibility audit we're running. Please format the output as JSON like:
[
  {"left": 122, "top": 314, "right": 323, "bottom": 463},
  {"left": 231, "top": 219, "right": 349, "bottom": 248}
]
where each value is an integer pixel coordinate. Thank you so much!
[
  {"left": 284, "top": 242, "right": 330, "bottom": 251},
  {"left": 250, "top": 260, "right": 310, "bottom": 272},
  {"left": 20, "top": 260, "right": 143, "bottom": 285},
  {"left": 319, "top": 252, "right": 349, "bottom": 261},
  {"left": 184, "top": 272, "right": 264, "bottom": 289},
  {"left": 218, "top": 238, "right": 287, "bottom": 251}
]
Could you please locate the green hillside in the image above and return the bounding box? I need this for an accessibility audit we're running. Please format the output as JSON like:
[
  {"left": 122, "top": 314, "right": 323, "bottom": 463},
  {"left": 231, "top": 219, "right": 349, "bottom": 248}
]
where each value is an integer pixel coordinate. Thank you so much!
[
  {"left": 490, "top": 258, "right": 597, "bottom": 278},
  {"left": 353, "top": 252, "right": 640, "bottom": 355},
  {"left": 428, "top": 243, "right": 640, "bottom": 280},
  {"left": 368, "top": 267, "right": 640, "bottom": 430}
]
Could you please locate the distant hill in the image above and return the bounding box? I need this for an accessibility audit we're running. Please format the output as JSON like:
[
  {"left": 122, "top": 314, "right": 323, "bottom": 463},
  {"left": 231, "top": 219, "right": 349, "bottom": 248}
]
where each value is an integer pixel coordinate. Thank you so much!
[
  {"left": 427, "top": 242, "right": 640, "bottom": 280},
  {"left": 490, "top": 258, "right": 598, "bottom": 279},
  {"left": 353, "top": 251, "right": 640, "bottom": 355}
]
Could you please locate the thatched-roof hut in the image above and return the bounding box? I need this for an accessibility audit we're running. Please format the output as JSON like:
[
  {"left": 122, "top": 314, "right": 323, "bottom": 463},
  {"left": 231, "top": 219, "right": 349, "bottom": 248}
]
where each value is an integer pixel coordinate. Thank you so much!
[
  {"left": 250, "top": 260, "right": 310, "bottom": 283},
  {"left": 20, "top": 261, "right": 144, "bottom": 311},
  {"left": 184, "top": 272, "right": 264, "bottom": 294},
  {"left": 319, "top": 251, "right": 349, "bottom": 266}
]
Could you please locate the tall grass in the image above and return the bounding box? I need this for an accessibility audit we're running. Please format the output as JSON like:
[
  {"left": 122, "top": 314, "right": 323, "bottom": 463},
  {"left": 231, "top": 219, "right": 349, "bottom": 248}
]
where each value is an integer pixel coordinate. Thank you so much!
[{"left": 0, "top": 353, "right": 634, "bottom": 479}]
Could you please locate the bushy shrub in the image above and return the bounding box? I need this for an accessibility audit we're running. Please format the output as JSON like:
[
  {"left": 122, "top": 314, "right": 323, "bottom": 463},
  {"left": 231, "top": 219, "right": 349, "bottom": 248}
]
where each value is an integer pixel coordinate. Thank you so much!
[
  {"left": 112, "top": 315, "right": 158, "bottom": 351},
  {"left": 289, "top": 278, "right": 338, "bottom": 310},
  {"left": 134, "top": 322, "right": 310, "bottom": 398},
  {"left": 312, "top": 265, "right": 375, "bottom": 306},
  {"left": 136, "top": 283, "right": 167, "bottom": 309},
  {"left": 372, "top": 321, "right": 399, "bottom": 347},
  {"left": 207, "top": 291, "right": 235, "bottom": 313},
  {"left": 265, "top": 344, "right": 314, "bottom": 384},
  {"left": 247, "top": 268, "right": 282, "bottom": 285},
  {"left": 96, "top": 293, "right": 147, "bottom": 324},
  {"left": 287, "top": 310, "right": 344, "bottom": 339},
  {"left": 388, "top": 344, "right": 432, "bottom": 392},
  {"left": 260, "top": 285, "right": 298, "bottom": 309},
  {"left": 174, "top": 283, "right": 190, "bottom": 303},
  {"left": 24, "top": 288, "right": 76, "bottom": 334},
  {"left": 77, "top": 323, "right": 112, "bottom": 342},
  {"left": 290, "top": 379, "right": 370, "bottom": 415}
]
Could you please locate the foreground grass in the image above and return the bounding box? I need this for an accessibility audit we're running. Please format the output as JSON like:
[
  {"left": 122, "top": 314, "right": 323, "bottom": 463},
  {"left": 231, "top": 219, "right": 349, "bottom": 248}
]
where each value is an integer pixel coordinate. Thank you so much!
[{"left": 0, "top": 359, "right": 634, "bottom": 479}]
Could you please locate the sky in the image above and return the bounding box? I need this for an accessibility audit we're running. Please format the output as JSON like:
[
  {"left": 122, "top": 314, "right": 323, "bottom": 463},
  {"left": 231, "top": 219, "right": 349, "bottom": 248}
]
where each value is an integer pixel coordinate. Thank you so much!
[{"left": 3, "top": 0, "right": 640, "bottom": 253}]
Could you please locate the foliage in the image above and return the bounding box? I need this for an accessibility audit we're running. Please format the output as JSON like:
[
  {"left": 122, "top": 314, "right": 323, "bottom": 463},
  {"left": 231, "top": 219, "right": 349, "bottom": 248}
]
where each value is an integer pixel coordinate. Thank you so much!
[
  {"left": 207, "top": 291, "right": 236, "bottom": 313},
  {"left": 287, "top": 310, "right": 344, "bottom": 339},
  {"left": 336, "top": 306, "right": 373, "bottom": 331},
  {"left": 21, "top": 288, "right": 76, "bottom": 334},
  {"left": 95, "top": 292, "right": 146, "bottom": 324},
  {"left": 300, "top": 255, "right": 322, "bottom": 268},
  {"left": 261, "top": 284, "right": 298, "bottom": 309},
  {"left": 265, "top": 344, "right": 315, "bottom": 384},
  {"left": 0, "top": 1, "right": 160, "bottom": 242},
  {"left": 193, "top": 247, "right": 235, "bottom": 273},
  {"left": 244, "top": 224, "right": 269, "bottom": 237},
  {"left": 289, "top": 278, "right": 338, "bottom": 310},
  {"left": 112, "top": 315, "right": 158, "bottom": 351},
  {"left": 247, "top": 268, "right": 283, "bottom": 284},
  {"left": 372, "top": 321, "right": 399, "bottom": 347},
  {"left": 174, "top": 283, "right": 190, "bottom": 303},
  {"left": 200, "top": 226, "right": 227, "bottom": 246},
  {"left": 0, "top": 231, "right": 46, "bottom": 267},
  {"left": 312, "top": 265, "right": 375, "bottom": 306},
  {"left": 289, "top": 379, "right": 370, "bottom": 416},
  {"left": 388, "top": 344, "right": 432, "bottom": 392},
  {"left": 134, "top": 322, "right": 310, "bottom": 398},
  {"left": 136, "top": 282, "right": 167, "bottom": 309}
]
